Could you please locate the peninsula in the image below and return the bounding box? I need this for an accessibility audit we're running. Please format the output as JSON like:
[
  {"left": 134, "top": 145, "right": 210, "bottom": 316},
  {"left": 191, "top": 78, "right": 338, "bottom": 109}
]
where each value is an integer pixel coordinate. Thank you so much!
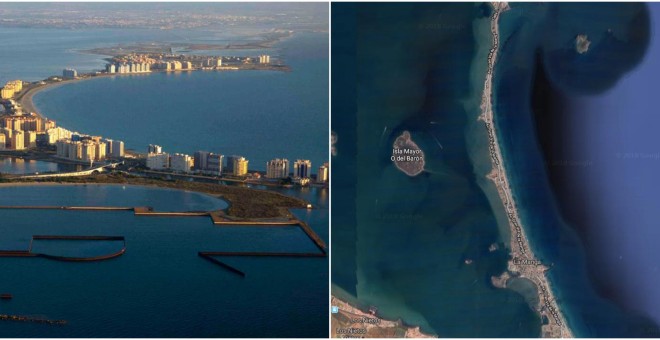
[
  {"left": 0, "top": 173, "right": 307, "bottom": 219},
  {"left": 478, "top": 2, "right": 573, "bottom": 338}
]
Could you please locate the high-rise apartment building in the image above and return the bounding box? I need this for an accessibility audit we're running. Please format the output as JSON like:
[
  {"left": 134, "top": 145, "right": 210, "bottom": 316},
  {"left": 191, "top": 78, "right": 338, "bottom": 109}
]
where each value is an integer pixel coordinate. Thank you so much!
[
  {"left": 170, "top": 153, "right": 193, "bottom": 173},
  {"left": 146, "top": 153, "right": 170, "bottom": 170},
  {"left": 266, "top": 158, "right": 289, "bottom": 179},
  {"left": 294, "top": 159, "right": 312, "bottom": 178},
  {"left": 63, "top": 68, "right": 77, "bottom": 79},
  {"left": 318, "top": 162, "right": 329, "bottom": 183},
  {"left": 232, "top": 157, "right": 249, "bottom": 176}
]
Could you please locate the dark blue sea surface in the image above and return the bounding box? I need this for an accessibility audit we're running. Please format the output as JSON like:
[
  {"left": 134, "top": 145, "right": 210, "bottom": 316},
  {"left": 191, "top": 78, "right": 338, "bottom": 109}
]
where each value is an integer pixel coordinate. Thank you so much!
[
  {"left": 32, "top": 32, "right": 328, "bottom": 172},
  {"left": 563, "top": 4, "right": 660, "bottom": 327},
  {"left": 495, "top": 2, "right": 659, "bottom": 337},
  {"left": 0, "top": 184, "right": 328, "bottom": 337}
]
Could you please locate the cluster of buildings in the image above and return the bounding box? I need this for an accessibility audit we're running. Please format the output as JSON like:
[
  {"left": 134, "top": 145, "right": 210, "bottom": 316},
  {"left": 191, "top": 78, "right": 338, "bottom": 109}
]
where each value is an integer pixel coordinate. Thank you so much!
[
  {"left": 146, "top": 145, "right": 195, "bottom": 173},
  {"left": 151, "top": 61, "right": 193, "bottom": 71},
  {"left": 0, "top": 114, "right": 56, "bottom": 150},
  {"left": 0, "top": 110, "right": 126, "bottom": 162},
  {"left": 0, "top": 80, "right": 23, "bottom": 100},
  {"left": 258, "top": 55, "right": 271, "bottom": 64},
  {"left": 107, "top": 63, "right": 152, "bottom": 74},
  {"left": 104, "top": 54, "right": 270, "bottom": 75},
  {"left": 56, "top": 135, "right": 124, "bottom": 162},
  {"left": 265, "top": 159, "right": 328, "bottom": 184},
  {"left": 146, "top": 145, "right": 250, "bottom": 176},
  {"left": 145, "top": 145, "right": 328, "bottom": 185}
]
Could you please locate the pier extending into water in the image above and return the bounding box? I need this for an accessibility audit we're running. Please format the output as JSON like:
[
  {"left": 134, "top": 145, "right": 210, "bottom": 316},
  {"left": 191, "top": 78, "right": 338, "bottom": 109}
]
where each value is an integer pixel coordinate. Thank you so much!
[
  {"left": 0, "top": 235, "right": 126, "bottom": 262},
  {"left": 0, "top": 314, "right": 67, "bottom": 325},
  {"left": 198, "top": 251, "right": 325, "bottom": 277},
  {"left": 0, "top": 204, "right": 327, "bottom": 276},
  {"left": 0, "top": 205, "right": 328, "bottom": 254}
]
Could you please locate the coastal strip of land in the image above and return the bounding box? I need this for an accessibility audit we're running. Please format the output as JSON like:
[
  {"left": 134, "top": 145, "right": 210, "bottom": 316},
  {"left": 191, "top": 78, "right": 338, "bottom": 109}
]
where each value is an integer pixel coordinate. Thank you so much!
[
  {"left": 15, "top": 79, "right": 76, "bottom": 117},
  {"left": 478, "top": 2, "right": 573, "bottom": 338},
  {"left": 0, "top": 173, "right": 307, "bottom": 219},
  {"left": 330, "top": 295, "right": 435, "bottom": 338}
]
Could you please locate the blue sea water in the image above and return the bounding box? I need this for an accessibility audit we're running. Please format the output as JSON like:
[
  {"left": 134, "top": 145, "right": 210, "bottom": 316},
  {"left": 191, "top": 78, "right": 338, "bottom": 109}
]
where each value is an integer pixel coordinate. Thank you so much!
[
  {"left": 525, "top": 1, "right": 660, "bottom": 332},
  {"left": 332, "top": 2, "right": 660, "bottom": 338},
  {"left": 494, "top": 2, "right": 659, "bottom": 337},
  {"left": 0, "top": 25, "right": 286, "bottom": 85},
  {"left": 30, "top": 31, "right": 328, "bottom": 172},
  {"left": 0, "top": 184, "right": 328, "bottom": 337},
  {"left": 0, "top": 157, "right": 79, "bottom": 175},
  {"left": 332, "top": 3, "right": 539, "bottom": 337},
  {"left": 0, "top": 17, "right": 328, "bottom": 338}
]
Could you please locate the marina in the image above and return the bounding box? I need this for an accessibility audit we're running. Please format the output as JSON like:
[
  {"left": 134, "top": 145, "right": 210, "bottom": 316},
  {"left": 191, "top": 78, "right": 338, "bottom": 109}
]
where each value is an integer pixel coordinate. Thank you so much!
[{"left": 0, "top": 183, "right": 328, "bottom": 337}]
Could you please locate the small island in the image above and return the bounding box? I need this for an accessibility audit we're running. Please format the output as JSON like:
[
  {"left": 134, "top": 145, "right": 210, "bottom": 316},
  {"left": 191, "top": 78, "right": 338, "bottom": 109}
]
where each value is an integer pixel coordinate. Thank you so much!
[
  {"left": 391, "top": 131, "right": 425, "bottom": 176},
  {"left": 576, "top": 34, "right": 591, "bottom": 54}
]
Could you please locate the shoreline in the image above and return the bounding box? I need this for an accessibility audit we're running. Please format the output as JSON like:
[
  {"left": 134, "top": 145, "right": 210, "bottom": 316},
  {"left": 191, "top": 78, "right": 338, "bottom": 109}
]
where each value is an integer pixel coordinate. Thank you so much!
[
  {"left": 478, "top": 2, "right": 573, "bottom": 338},
  {"left": 0, "top": 173, "right": 308, "bottom": 219},
  {"left": 330, "top": 295, "right": 435, "bottom": 338},
  {"left": 0, "top": 181, "right": 228, "bottom": 205},
  {"left": 16, "top": 66, "right": 286, "bottom": 122},
  {"left": 17, "top": 79, "right": 74, "bottom": 117}
]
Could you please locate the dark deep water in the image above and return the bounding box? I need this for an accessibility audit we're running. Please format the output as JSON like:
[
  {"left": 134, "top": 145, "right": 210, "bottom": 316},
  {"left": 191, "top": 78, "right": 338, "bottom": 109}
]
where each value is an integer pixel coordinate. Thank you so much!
[
  {"left": 0, "top": 184, "right": 328, "bottom": 338},
  {"left": 500, "top": 2, "right": 660, "bottom": 337},
  {"left": 530, "top": 2, "right": 660, "bottom": 335}
]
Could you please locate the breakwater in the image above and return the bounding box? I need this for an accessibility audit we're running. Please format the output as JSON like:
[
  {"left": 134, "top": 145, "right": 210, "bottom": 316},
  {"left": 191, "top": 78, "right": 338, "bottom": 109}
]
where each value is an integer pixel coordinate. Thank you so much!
[
  {"left": 0, "top": 205, "right": 328, "bottom": 255},
  {"left": 0, "top": 235, "right": 126, "bottom": 262},
  {"left": 0, "top": 314, "right": 67, "bottom": 326}
]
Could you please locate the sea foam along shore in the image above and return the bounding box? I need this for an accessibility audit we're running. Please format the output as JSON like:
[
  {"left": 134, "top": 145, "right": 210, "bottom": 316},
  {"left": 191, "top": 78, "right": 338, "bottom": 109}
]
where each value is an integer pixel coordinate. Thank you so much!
[{"left": 478, "top": 2, "right": 574, "bottom": 338}]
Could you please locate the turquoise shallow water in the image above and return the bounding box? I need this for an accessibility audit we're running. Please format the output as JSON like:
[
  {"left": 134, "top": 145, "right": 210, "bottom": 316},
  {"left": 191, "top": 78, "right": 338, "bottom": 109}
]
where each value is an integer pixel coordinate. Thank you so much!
[{"left": 0, "top": 185, "right": 328, "bottom": 337}]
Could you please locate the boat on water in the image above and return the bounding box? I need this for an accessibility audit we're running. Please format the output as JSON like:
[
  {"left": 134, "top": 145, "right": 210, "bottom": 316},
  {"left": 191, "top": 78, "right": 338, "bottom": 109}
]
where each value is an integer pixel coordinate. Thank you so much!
[{"left": 0, "top": 294, "right": 12, "bottom": 300}]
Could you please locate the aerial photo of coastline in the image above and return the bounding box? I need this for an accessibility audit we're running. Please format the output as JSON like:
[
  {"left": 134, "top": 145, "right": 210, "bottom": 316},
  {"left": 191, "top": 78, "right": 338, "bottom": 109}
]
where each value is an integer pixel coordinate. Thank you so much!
[
  {"left": 0, "top": 2, "right": 328, "bottom": 337},
  {"left": 331, "top": 2, "right": 660, "bottom": 338}
]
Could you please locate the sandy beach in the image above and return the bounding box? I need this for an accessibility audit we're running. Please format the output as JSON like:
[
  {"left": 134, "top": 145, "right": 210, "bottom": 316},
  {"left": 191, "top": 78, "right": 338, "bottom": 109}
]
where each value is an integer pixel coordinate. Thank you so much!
[
  {"left": 16, "top": 73, "right": 121, "bottom": 119},
  {"left": 478, "top": 2, "right": 574, "bottom": 338}
]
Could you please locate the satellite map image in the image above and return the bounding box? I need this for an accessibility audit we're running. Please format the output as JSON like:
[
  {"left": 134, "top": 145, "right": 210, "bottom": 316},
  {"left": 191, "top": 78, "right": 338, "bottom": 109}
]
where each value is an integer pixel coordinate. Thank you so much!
[{"left": 330, "top": 2, "right": 660, "bottom": 338}]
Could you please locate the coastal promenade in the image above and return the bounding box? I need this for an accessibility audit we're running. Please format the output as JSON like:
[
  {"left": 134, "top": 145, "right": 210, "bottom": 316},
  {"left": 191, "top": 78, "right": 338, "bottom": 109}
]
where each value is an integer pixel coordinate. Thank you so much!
[{"left": 478, "top": 2, "right": 573, "bottom": 337}]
